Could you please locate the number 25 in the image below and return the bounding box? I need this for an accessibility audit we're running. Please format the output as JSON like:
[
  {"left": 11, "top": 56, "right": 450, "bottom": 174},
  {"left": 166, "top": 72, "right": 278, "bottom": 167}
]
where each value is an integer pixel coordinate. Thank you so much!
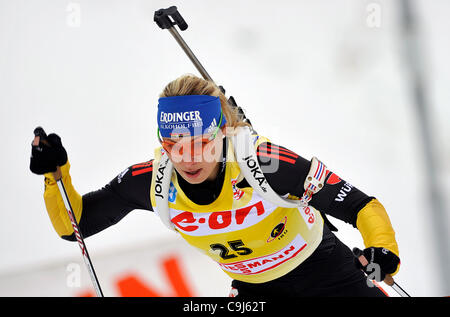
[{"left": 210, "top": 239, "right": 253, "bottom": 260}]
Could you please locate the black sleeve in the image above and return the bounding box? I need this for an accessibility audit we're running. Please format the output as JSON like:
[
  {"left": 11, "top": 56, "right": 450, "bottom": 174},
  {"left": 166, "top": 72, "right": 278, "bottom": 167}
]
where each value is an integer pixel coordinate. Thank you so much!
[
  {"left": 61, "top": 160, "right": 154, "bottom": 241},
  {"left": 256, "top": 142, "right": 373, "bottom": 228}
]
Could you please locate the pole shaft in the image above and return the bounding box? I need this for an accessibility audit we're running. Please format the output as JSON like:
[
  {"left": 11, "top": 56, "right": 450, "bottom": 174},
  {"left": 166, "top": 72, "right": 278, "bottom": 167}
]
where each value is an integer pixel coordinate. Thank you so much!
[
  {"left": 56, "top": 178, "right": 104, "bottom": 297},
  {"left": 392, "top": 282, "right": 411, "bottom": 297},
  {"left": 168, "top": 27, "right": 214, "bottom": 83}
]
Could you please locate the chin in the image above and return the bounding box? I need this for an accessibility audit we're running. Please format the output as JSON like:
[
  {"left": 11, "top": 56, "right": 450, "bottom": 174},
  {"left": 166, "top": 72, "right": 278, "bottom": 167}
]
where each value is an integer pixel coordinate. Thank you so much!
[{"left": 184, "top": 178, "right": 206, "bottom": 185}]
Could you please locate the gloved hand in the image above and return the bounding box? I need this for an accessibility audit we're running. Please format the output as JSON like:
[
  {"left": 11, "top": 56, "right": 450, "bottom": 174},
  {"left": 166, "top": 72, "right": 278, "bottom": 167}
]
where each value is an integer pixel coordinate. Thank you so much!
[
  {"left": 30, "top": 127, "right": 68, "bottom": 175},
  {"left": 354, "top": 247, "right": 400, "bottom": 282}
]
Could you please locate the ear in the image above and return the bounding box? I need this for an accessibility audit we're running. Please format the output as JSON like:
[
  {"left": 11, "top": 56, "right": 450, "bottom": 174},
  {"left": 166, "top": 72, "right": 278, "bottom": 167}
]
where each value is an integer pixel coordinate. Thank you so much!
[{"left": 220, "top": 124, "right": 228, "bottom": 137}]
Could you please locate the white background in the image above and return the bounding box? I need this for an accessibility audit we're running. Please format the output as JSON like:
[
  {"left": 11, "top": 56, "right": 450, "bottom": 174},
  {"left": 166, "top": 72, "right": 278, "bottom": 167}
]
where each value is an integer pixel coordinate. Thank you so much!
[{"left": 0, "top": 0, "right": 449, "bottom": 296}]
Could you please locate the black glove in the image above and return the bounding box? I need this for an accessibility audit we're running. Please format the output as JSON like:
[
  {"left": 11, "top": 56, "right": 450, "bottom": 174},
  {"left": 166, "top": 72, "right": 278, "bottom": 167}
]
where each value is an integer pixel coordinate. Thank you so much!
[
  {"left": 354, "top": 247, "right": 400, "bottom": 282},
  {"left": 30, "top": 127, "right": 68, "bottom": 175}
]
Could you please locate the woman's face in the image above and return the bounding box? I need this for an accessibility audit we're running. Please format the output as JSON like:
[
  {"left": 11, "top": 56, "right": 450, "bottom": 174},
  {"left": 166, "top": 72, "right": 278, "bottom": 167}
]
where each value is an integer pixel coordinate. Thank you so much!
[{"left": 164, "top": 129, "right": 225, "bottom": 184}]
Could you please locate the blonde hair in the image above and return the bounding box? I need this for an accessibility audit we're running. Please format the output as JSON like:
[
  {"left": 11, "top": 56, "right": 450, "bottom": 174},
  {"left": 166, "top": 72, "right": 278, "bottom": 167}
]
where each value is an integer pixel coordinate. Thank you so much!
[{"left": 159, "top": 74, "right": 251, "bottom": 131}]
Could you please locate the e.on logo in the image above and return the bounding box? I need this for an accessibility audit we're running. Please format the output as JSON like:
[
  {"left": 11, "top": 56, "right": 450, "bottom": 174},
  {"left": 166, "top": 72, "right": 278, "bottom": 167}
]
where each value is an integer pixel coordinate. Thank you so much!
[
  {"left": 76, "top": 256, "right": 195, "bottom": 297},
  {"left": 170, "top": 200, "right": 277, "bottom": 236}
]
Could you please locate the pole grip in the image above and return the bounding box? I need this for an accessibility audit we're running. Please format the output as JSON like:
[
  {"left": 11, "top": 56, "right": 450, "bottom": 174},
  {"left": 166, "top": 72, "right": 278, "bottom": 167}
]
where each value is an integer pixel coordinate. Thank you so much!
[
  {"left": 383, "top": 273, "right": 394, "bottom": 286},
  {"left": 154, "top": 6, "right": 188, "bottom": 31},
  {"left": 33, "top": 127, "right": 62, "bottom": 180}
]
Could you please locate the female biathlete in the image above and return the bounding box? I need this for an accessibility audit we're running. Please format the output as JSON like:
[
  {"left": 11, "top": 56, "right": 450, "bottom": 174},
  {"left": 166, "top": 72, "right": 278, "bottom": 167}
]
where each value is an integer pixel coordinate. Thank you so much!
[{"left": 30, "top": 74, "right": 400, "bottom": 297}]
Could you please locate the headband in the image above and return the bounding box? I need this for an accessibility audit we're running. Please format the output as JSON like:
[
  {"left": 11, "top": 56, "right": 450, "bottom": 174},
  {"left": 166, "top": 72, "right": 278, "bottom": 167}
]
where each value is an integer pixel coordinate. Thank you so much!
[{"left": 157, "top": 95, "right": 226, "bottom": 138}]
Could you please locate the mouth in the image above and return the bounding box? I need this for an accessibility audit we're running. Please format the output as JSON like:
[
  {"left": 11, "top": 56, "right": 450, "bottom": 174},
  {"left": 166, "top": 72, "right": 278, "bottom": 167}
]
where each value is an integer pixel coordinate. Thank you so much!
[{"left": 183, "top": 168, "right": 202, "bottom": 179}]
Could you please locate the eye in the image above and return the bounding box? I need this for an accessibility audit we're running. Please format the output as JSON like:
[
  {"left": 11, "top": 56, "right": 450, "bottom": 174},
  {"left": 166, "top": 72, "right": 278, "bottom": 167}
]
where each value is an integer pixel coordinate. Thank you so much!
[{"left": 162, "top": 140, "right": 176, "bottom": 151}]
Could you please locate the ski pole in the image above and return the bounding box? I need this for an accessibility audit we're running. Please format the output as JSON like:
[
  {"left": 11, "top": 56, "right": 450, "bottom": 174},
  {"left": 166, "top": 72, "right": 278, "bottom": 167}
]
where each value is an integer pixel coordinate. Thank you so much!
[
  {"left": 353, "top": 247, "right": 411, "bottom": 297},
  {"left": 153, "top": 6, "right": 253, "bottom": 128},
  {"left": 33, "top": 127, "right": 104, "bottom": 297}
]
